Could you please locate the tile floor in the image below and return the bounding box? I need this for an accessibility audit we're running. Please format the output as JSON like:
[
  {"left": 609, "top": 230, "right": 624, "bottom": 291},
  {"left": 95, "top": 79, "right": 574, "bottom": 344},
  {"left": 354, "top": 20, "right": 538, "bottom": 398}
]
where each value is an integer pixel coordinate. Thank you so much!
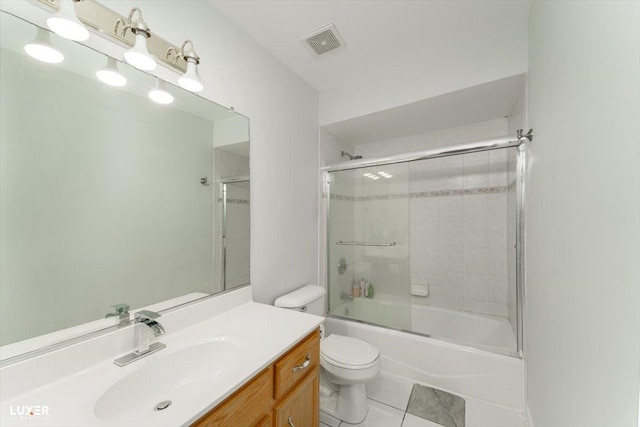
[{"left": 320, "top": 371, "right": 526, "bottom": 427}]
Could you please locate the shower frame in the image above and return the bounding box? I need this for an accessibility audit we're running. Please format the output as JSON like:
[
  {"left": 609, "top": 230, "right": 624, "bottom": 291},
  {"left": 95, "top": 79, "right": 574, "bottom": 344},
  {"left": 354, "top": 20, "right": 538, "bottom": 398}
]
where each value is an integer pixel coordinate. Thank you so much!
[
  {"left": 322, "top": 131, "right": 532, "bottom": 357},
  {"left": 219, "top": 175, "right": 250, "bottom": 291}
]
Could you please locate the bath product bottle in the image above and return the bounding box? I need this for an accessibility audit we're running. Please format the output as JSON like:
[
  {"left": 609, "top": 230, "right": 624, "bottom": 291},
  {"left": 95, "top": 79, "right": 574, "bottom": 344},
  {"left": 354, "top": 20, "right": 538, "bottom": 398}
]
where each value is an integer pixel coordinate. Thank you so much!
[
  {"left": 367, "top": 283, "right": 374, "bottom": 299},
  {"left": 353, "top": 282, "right": 361, "bottom": 297},
  {"left": 360, "top": 279, "right": 366, "bottom": 297}
]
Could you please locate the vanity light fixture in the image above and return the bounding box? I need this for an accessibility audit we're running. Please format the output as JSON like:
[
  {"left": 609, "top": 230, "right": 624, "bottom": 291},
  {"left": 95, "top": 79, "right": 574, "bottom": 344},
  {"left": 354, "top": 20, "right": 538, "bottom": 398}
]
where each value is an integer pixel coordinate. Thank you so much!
[
  {"left": 116, "top": 8, "right": 156, "bottom": 71},
  {"left": 46, "top": 0, "right": 89, "bottom": 41},
  {"left": 35, "top": 1, "right": 206, "bottom": 84},
  {"left": 148, "top": 78, "right": 174, "bottom": 105},
  {"left": 24, "top": 28, "right": 64, "bottom": 64},
  {"left": 167, "top": 41, "right": 204, "bottom": 93},
  {"left": 96, "top": 57, "right": 127, "bottom": 87}
]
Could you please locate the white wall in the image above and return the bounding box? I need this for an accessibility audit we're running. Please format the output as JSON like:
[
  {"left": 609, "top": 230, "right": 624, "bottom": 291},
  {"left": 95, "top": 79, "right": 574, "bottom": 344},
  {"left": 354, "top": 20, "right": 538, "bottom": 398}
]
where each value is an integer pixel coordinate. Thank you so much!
[
  {"left": 320, "top": 23, "right": 528, "bottom": 126},
  {"left": 526, "top": 2, "right": 639, "bottom": 426},
  {"left": 0, "top": 0, "right": 320, "bottom": 305}
]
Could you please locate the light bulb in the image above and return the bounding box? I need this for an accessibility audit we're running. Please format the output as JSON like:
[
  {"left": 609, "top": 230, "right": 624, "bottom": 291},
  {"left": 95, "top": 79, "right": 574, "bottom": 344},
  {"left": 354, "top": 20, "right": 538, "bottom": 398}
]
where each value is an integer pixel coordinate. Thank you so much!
[
  {"left": 177, "top": 60, "right": 203, "bottom": 93},
  {"left": 148, "top": 79, "right": 174, "bottom": 105},
  {"left": 24, "top": 28, "right": 64, "bottom": 64},
  {"left": 124, "top": 33, "right": 156, "bottom": 71},
  {"left": 96, "top": 57, "right": 127, "bottom": 87},
  {"left": 46, "top": 0, "right": 89, "bottom": 41}
]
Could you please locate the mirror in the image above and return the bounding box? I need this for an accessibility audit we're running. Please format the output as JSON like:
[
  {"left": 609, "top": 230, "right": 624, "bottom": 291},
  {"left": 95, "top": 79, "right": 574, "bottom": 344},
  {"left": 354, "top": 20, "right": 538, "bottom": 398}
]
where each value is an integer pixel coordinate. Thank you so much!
[{"left": 0, "top": 12, "right": 250, "bottom": 360}]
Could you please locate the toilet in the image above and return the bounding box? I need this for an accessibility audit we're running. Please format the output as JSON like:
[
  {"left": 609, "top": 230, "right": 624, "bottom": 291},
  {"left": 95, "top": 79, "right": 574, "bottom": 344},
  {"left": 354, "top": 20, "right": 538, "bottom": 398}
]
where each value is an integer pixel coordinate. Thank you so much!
[{"left": 274, "top": 285, "right": 380, "bottom": 424}]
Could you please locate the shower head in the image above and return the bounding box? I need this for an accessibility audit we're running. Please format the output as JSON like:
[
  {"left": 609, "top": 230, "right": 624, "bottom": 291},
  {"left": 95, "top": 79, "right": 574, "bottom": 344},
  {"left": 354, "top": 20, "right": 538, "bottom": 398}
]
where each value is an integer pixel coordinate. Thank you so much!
[{"left": 341, "top": 151, "right": 362, "bottom": 161}]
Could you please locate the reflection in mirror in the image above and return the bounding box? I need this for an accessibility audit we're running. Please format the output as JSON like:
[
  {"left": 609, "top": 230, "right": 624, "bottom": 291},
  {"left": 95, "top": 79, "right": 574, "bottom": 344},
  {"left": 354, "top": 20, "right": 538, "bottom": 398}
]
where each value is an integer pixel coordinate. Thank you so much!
[{"left": 0, "top": 12, "right": 250, "bottom": 360}]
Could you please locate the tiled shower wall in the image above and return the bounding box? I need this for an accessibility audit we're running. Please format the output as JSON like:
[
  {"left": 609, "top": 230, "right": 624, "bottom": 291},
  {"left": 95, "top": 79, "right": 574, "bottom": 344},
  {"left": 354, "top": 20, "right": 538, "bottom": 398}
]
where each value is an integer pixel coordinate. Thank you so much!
[{"left": 354, "top": 118, "right": 515, "bottom": 319}]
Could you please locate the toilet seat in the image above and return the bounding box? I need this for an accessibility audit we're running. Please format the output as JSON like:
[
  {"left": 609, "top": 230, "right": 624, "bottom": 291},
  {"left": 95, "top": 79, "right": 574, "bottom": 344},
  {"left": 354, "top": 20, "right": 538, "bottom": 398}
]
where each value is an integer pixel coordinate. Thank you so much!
[{"left": 320, "top": 334, "right": 379, "bottom": 369}]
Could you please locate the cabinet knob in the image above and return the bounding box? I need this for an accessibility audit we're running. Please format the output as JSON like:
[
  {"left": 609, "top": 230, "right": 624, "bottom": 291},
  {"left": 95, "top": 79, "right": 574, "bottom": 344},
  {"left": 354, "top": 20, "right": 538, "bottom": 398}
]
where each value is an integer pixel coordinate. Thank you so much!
[
  {"left": 292, "top": 353, "right": 311, "bottom": 372},
  {"left": 288, "top": 416, "right": 295, "bottom": 427}
]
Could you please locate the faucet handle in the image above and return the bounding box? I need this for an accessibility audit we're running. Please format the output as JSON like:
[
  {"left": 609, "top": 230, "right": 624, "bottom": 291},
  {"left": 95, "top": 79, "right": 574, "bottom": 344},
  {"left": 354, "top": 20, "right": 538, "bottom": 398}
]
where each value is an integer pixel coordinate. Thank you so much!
[
  {"left": 110, "top": 303, "right": 130, "bottom": 314},
  {"left": 135, "top": 310, "right": 161, "bottom": 321}
]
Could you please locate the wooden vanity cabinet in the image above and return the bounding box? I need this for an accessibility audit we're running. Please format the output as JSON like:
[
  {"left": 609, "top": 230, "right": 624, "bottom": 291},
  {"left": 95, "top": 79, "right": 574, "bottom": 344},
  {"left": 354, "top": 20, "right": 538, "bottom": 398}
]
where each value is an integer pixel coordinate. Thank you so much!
[
  {"left": 274, "top": 367, "right": 319, "bottom": 427},
  {"left": 192, "top": 328, "right": 320, "bottom": 427}
]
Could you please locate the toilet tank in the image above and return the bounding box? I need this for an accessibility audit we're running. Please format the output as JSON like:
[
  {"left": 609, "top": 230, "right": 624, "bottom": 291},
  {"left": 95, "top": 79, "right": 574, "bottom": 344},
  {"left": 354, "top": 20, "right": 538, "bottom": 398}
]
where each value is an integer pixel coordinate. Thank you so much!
[{"left": 274, "top": 285, "right": 326, "bottom": 316}]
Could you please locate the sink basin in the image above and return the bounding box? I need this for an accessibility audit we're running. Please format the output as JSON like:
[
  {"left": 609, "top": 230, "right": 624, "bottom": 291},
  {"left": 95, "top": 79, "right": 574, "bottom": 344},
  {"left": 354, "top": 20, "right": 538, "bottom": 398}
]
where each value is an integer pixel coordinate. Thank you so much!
[{"left": 94, "top": 337, "right": 244, "bottom": 424}]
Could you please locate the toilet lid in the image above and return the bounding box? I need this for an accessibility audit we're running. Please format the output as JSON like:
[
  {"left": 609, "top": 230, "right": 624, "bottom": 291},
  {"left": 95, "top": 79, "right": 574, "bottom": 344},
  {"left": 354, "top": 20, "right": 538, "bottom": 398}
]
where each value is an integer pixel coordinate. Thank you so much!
[{"left": 321, "top": 334, "right": 379, "bottom": 367}]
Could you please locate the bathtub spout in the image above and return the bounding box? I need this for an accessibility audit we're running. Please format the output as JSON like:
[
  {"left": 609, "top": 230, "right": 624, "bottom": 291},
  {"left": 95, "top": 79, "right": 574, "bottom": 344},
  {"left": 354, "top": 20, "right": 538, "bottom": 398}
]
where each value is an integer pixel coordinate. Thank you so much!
[{"left": 341, "top": 293, "right": 354, "bottom": 301}]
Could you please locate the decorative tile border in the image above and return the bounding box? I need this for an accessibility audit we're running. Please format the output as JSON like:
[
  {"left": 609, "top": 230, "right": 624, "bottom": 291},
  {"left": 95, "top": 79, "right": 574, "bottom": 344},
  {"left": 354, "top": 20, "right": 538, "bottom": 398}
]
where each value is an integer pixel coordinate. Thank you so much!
[{"left": 322, "top": 185, "right": 507, "bottom": 201}]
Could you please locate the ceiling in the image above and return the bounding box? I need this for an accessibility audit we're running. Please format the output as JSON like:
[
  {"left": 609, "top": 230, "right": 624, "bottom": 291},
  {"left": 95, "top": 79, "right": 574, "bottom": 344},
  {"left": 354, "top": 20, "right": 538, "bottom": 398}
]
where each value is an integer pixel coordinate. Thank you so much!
[{"left": 210, "top": 1, "right": 532, "bottom": 93}]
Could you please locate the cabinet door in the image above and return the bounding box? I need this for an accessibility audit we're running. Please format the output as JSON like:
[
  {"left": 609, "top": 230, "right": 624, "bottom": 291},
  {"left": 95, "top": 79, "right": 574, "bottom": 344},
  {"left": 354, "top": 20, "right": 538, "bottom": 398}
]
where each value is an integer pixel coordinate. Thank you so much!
[
  {"left": 192, "top": 367, "right": 273, "bottom": 427},
  {"left": 255, "top": 414, "right": 272, "bottom": 427},
  {"left": 274, "top": 367, "right": 319, "bottom": 427}
]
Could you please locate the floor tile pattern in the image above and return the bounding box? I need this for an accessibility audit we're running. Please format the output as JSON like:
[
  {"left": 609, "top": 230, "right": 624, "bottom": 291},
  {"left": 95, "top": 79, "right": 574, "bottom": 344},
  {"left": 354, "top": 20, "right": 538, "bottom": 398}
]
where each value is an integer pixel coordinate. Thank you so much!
[
  {"left": 320, "top": 371, "right": 525, "bottom": 427},
  {"left": 406, "top": 384, "right": 465, "bottom": 427}
]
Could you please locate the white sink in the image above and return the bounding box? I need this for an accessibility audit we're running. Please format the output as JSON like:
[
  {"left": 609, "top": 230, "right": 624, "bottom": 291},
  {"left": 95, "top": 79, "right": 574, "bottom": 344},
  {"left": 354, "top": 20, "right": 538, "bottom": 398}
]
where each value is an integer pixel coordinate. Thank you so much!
[{"left": 94, "top": 337, "right": 244, "bottom": 424}]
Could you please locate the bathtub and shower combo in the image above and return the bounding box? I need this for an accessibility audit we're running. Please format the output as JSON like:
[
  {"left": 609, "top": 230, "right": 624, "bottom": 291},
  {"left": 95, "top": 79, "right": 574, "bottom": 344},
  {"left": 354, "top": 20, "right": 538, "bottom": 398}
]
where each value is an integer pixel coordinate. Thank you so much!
[{"left": 322, "top": 132, "right": 530, "bottom": 410}]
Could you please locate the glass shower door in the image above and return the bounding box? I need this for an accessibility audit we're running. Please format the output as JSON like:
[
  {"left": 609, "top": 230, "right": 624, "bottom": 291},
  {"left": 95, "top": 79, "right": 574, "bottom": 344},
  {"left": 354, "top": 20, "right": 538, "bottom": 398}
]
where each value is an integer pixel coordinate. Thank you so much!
[
  {"left": 221, "top": 179, "right": 250, "bottom": 290},
  {"left": 327, "top": 162, "right": 411, "bottom": 330}
]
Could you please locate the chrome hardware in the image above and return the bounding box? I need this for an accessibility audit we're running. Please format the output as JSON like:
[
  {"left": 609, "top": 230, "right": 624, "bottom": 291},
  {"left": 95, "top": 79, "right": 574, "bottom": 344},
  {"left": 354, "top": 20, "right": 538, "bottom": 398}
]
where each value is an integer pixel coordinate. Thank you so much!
[
  {"left": 200, "top": 177, "right": 210, "bottom": 186},
  {"left": 323, "top": 132, "right": 532, "bottom": 173},
  {"left": 166, "top": 40, "right": 200, "bottom": 65},
  {"left": 299, "top": 305, "right": 308, "bottom": 312},
  {"left": 288, "top": 416, "right": 295, "bottom": 427},
  {"left": 114, "top": 7, "right": 150, "bottom": 39},
  {"left": 517, "top": 128, "right": 534, "bottom": 142},
  {"left": 105, "top": 303, "right": 129, "bottom": 325},
  {"left": 113, "top": 310, "right": 166, "bottom": 367},
  {"left": 341, "top": 293, "right": 354, "bottom": 301},
  {"left": 338, "top": 258, "right": 347, "bottom": 275},
  {"left": 154, "top": 400, "right": 172, "bottom": 411},
  {"left": 134, "top": 311, "right": 165, "bottom": 355},
  {"left": 292, "top": 354, "right": 311, "bottom": 372},
  {"left": 336, "top": 241, "right": 396, "bottom": 247}
]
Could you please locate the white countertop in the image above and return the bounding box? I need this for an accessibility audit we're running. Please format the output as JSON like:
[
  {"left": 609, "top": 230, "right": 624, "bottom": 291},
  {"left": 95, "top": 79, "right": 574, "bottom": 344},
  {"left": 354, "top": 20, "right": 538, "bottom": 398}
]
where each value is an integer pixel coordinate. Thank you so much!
[{"left": 0, "top": 288, "right": 324, "bottom": 427}]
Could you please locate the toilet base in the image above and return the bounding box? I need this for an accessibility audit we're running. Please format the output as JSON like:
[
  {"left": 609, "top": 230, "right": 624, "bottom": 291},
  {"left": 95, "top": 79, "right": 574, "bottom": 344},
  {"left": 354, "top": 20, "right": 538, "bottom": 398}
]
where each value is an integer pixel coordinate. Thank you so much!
[{"left": 320, "top": 374, "right": 369, "bottom": 424}]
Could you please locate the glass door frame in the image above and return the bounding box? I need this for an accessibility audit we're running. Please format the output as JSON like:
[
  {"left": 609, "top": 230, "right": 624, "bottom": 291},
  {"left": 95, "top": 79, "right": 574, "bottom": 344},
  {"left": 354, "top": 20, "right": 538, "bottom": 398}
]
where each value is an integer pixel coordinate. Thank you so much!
[
  {"left": 219, "top": 175, "right": 250, "bottom": 291},
  {"left": 323, "top": 132, "right": 531, "bottom": 358}
]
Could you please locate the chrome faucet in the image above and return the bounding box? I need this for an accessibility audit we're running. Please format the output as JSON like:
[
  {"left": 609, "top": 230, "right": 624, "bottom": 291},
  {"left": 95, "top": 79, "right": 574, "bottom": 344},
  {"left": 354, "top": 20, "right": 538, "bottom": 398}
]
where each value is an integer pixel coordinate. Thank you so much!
[
  {"left": 105, "top": 303, "right": 130, "bottom": 325},
  {"left": 113, "top": 310, "right": 166, "bottom": 367},
  {"left": 133, "top": 310, "right": 165, "bottom": 355}
]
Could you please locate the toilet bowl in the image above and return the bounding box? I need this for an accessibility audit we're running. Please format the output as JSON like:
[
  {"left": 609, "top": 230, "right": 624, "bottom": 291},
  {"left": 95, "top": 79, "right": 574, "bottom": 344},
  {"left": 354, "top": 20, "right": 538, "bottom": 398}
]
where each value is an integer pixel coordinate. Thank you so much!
[
  {"left": 320, "top": 334, "right": 380, "bottom": 423},
  {"left": 273, "top": 285, "right": 380, "bottom": 424}
]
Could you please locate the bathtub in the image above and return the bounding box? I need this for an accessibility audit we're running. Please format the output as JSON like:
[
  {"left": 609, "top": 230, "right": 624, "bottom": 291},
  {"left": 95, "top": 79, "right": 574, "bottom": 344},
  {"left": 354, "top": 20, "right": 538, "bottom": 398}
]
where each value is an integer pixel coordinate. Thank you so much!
[
  {"left": 324, "top": 314, "right": 524, "bottom": 410},
  {"left": 331, "top": 296, "right": 517, "bottom": 355}
]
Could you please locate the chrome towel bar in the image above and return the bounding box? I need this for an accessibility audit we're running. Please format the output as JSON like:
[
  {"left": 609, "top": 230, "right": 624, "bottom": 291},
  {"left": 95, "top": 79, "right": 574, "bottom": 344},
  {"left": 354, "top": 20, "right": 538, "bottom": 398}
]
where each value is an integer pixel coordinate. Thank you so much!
[{"left": 336, "top": 241, "right": 396, "bottom": 247}]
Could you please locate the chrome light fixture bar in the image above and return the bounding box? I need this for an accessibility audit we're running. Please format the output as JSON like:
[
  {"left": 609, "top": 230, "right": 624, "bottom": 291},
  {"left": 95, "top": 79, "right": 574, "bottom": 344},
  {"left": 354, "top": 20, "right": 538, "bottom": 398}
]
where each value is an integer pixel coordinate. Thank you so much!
[
  {"left": 167, "top": 41, "right": 203, "bottom": 93},
  {"left": 115, "top": 7, "right": 156, "bottom": 71},
  {"left": 34, "top": 0, "right": 190, "bottom": 73}
]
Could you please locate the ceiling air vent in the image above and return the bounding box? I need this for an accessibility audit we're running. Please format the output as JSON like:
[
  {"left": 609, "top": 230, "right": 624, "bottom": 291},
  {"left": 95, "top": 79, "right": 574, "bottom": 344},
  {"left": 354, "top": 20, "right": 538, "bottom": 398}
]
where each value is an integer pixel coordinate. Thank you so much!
[{"left": 302, "top": 24, "right": 346, "bottom": 57}]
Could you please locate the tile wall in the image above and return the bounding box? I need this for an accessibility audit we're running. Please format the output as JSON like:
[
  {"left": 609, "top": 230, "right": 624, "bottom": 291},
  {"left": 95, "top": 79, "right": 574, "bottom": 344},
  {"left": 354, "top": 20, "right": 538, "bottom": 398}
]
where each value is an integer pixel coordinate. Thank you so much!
[{"left": 354, "top": 119, "right": 514, "bottom": 318}]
